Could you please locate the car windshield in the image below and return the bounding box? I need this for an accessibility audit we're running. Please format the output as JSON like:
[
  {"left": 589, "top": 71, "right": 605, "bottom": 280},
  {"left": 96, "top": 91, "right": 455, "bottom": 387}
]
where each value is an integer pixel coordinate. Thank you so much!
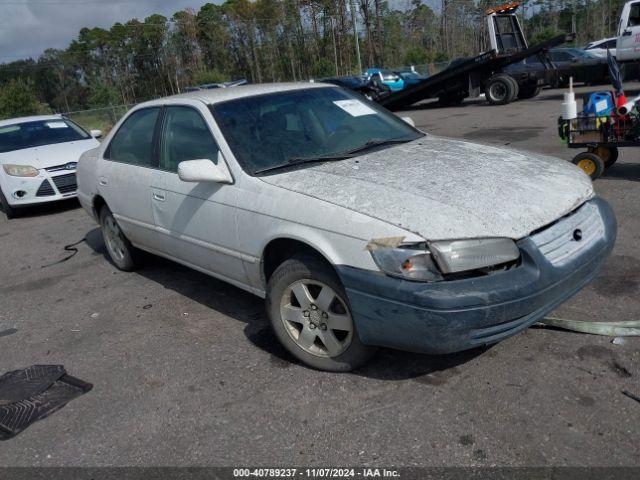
[
  {"left": 0, "top": 119, "right": 90, "bottom": 153},
  {"left": 211, "top": 87, "right": 423, "bottom": 174}
]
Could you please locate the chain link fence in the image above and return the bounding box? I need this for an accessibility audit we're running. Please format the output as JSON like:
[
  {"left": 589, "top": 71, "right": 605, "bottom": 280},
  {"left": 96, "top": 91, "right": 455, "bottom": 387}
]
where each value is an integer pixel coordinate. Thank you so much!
[{"left": 65, "top": 104, "right": 133, "bottom": 135}]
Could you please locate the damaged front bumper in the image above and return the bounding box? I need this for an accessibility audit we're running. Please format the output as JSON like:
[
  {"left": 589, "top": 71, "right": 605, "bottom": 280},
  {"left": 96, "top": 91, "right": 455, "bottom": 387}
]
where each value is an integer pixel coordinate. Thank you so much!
[{"left": 337, "top": 197, "right": 616, "bottom": 354}]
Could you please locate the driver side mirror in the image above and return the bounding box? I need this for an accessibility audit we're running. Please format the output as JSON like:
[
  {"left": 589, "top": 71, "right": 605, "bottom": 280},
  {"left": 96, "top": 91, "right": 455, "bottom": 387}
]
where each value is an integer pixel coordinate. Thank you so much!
[
  {"left": 90, "top": 129, "right": 103, "bottom": 138},
  {"left": 178, "top": 153, "right": 233, "bottom": 184}
]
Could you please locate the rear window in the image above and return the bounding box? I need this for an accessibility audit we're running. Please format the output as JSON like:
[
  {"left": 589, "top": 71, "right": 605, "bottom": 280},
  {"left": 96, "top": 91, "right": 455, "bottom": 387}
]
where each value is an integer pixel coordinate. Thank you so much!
[{"left": 0, "top": 119, "right": 90, "bottom": 153}]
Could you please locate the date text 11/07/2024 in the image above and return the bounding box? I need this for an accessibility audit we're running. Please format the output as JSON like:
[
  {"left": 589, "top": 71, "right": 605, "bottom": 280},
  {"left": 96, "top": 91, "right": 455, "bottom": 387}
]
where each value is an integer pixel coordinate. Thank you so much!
[{"left": 233, "top": 468, "right": 400, "bottom": 478}]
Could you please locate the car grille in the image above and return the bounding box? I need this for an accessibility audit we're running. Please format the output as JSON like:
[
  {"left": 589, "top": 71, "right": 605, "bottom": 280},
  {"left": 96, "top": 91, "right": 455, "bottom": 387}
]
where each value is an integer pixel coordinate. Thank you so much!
[
  {"left": 530, "top": 201, "right": 604, "bottom": 266},
  {"left": 36, "top": 179, "right": 55, "bottom": 197},
  {"left": 51, "top": 173, "right": 77, "bottom": 194},
  {"left": 46, "top": 162, "right": 77, "bottom": 173}
]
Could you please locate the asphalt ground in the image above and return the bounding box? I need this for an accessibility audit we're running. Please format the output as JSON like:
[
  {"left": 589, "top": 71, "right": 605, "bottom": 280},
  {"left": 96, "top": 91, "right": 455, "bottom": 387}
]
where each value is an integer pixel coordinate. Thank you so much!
[{"left": 0, "top": 84, "right": 638, "bottom": 468}]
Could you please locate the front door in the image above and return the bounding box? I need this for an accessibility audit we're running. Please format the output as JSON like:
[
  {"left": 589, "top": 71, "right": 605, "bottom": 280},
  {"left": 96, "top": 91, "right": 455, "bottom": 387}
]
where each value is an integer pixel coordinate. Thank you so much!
[
  {"left": 150, "top": 105, "right": 246, "bottom": 284},
  {"left": 617, "top": 1, "right": 640, "bottom": 61}
]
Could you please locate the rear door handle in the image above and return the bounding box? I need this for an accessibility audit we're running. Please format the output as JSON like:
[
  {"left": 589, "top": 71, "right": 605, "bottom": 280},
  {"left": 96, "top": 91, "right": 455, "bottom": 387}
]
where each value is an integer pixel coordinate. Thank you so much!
[
  {"left": 99, "top": 177, "right": 108, "bottom": 186},
  {"left": 623, "top": 30, "right": 633, "bottom": 36},
  {"left": 152, "top": 192, "right": 165, "bottom": 202}
]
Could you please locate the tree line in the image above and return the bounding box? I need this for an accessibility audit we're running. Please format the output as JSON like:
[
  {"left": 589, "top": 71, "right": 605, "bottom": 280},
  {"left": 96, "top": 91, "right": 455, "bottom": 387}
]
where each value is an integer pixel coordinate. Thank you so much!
[{"left": 0, "top": 0, "right": 631, "bottom": 119}]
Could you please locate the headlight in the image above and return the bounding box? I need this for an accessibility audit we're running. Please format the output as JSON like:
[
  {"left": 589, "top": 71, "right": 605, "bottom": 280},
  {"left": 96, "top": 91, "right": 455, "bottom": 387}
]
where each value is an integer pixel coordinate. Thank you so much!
[
  {"left": 429, "top": 238, "right": 520, "bottom": 274},
  {"left": 3, "top": 164, "right": 39, "bottom": 177},
  {"left": 369, "top": 245, "right": 443, "bottom": 282},
  {"left": 369, "top": 237, "right": 520, "bottom": 282}
]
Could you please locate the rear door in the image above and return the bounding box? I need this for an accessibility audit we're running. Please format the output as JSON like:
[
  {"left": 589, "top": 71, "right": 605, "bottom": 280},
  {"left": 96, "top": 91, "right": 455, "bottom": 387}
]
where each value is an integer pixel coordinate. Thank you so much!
[
  {"left": 150, "top": 104, "right": 246, "bottom": 283},
  {"left": 617, "top": 1, "right": 640, "bottom": 61},
  {"left": 97, "top": 107, "right": 164, "bottom": 250}
]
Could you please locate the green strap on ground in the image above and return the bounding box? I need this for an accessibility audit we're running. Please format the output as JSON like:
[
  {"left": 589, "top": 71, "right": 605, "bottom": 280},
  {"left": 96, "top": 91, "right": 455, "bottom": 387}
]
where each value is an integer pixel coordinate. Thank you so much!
[{"left": 538, "top": 317, "right": 640, "bottom": 336}]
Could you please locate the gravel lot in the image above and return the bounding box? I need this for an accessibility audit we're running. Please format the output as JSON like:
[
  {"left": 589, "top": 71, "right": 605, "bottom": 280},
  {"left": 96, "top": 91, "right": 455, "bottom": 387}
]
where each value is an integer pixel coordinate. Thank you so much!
[{"left": 0, "top": 84, "right": 638, "bottom": 467}]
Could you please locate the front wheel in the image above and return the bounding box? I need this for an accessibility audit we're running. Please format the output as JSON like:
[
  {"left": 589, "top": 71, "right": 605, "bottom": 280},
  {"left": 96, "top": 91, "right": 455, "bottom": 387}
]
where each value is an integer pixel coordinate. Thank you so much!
[
  {"left": 266, "top": 255, "right": 376, "bottom": 371},
  {"left": 99, "top": 206, "right": 139, "bottom": 271}
]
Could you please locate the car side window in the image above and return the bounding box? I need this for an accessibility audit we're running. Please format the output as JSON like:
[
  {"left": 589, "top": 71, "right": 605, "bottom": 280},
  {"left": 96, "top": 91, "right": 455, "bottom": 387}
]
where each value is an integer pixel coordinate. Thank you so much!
[
  {"left": 160, "top": 106, "right": 219, "bottom": 173},
  {"left": 106, "top": 108, "right": 160, "bottom": 167},
  {"left": 629, "top": 3, "right": 640, "bottom": 26}
]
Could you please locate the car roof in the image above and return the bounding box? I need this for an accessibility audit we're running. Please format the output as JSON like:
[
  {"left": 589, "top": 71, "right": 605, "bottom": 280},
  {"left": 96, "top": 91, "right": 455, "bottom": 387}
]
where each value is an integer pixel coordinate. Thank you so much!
[
  {"left": 588, "top": 37, "right": 616, "bottom": 46},
  {"left": 0, "top": 114, "right": 64, "bottom": 128},
  {"left": 137, "top": 82, "right": 333, "bottom": 108}
]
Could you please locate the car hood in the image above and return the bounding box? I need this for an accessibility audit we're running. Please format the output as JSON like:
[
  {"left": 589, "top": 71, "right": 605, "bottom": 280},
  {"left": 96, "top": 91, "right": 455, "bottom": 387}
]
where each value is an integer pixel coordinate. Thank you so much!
[
  {"left": 0, "top": 138, "right": 100, "bottom": 169},
  {"left": 259, "top": 136, "right": 594, "bottom": 240}
]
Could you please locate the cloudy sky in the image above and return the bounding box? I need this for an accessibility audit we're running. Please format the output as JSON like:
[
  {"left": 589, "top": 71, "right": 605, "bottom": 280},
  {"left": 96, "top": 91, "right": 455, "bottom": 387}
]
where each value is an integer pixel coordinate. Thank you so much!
[{"left": 0, "top": 0, "right": 214, "bottom": 62}]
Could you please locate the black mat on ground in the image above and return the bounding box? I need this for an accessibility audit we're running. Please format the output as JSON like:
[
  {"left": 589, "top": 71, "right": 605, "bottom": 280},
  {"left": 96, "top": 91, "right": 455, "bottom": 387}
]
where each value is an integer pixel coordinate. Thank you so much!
[{"left": 0, "top": 365, "right": 92, "bottom": 440}]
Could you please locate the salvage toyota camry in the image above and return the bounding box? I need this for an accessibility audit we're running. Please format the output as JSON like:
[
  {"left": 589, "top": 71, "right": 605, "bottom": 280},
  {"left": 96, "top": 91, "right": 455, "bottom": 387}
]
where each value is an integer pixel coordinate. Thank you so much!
[{"left": 76, "top": 83, "right": 616, "bottom": 371}]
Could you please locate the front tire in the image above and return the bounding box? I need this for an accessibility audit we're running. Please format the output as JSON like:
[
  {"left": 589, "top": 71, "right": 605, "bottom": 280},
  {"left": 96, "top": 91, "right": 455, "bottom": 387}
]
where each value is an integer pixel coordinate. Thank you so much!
[
  {"left": 99, "top": 206, "right": 138, "bottom": 271},
  {"left": 266, "top": 255, "right": 376, "bottom": 371}
]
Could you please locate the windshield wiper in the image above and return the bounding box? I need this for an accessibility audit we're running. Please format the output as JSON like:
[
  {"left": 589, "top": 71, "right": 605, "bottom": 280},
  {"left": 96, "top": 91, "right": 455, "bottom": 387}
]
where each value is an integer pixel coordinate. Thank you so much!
[
  {"left": 339, "top": 137, "right": 414, "bottom": 155},
  {"left": 253, "top": 137, "right": 415, "bottom": 175},
  {"left": 254, "top": 154, "right": 351, "bottom": 174}
]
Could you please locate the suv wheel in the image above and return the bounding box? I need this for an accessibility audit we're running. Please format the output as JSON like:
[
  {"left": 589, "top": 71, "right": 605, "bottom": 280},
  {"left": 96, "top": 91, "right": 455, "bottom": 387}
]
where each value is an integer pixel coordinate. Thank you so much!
[{"left": 266, "top": 255, "right": 376, "bottom": 371}]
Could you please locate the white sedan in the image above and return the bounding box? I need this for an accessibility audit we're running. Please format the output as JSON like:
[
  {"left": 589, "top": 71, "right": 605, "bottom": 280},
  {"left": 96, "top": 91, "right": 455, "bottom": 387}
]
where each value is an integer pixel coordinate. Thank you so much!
[
  {"left": 0, "top": 115, "right": 101, "bottom": 218},
  {"left": 77, "top": 83, "right": 615, "bottom": 371}
]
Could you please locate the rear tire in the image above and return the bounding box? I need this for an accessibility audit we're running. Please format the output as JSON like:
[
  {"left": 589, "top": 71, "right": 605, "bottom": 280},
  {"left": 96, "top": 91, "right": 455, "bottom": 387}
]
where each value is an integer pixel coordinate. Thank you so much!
[
  {"left": 266, "top": 255, "right": 376, "bottom": 371},
  {"left": 484, "top": 75, "right": 517, "bottom": 105},
  {"left": 0, "top": 186, "right": 16, "bottom": 219},
  {"left": 572, "top": 152, "right": 605, "bottom": 180},
  {"left": 99, "top": 206, "right": 139, "bottom": 271}
]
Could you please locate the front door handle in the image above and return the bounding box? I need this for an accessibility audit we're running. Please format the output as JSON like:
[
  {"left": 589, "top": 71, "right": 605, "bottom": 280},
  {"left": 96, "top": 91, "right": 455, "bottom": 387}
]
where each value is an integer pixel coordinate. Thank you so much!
[
  {"left": 152, "top": 192, "right": 165, "bottom": 202},
  {"left": 623, "top": 29, "right": 633, "bottom": 36}
]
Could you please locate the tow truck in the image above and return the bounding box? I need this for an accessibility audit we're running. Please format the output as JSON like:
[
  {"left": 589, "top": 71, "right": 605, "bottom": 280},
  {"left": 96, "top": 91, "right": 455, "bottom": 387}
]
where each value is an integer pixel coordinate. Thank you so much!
[
  {"left": 379, "top": 2, "right": 571, "bottom": 110},
  {"left": 616, "top": 0, "right": 640, "bottom": 62}
]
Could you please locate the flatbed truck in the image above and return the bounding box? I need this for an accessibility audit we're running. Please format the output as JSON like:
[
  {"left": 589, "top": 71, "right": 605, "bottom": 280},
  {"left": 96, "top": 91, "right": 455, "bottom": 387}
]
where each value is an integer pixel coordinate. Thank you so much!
[{"left": 379, "top": 2, "right": 572, "bottom": 110}]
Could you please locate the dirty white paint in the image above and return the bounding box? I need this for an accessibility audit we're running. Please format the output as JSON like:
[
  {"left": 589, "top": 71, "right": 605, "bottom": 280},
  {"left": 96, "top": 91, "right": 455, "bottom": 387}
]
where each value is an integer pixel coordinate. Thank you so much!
[{"left": 260, "top": 136, "right": 594, "bottom": 240}]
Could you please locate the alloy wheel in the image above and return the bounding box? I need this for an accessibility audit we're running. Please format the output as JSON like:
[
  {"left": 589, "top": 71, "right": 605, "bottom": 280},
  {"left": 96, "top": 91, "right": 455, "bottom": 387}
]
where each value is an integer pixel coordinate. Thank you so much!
[
  {"left": 279, "top": 279, "right": 353, "bottom": 358},
  {"left": 103, "top": 215, "right": 126, "bottom": 262}
]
